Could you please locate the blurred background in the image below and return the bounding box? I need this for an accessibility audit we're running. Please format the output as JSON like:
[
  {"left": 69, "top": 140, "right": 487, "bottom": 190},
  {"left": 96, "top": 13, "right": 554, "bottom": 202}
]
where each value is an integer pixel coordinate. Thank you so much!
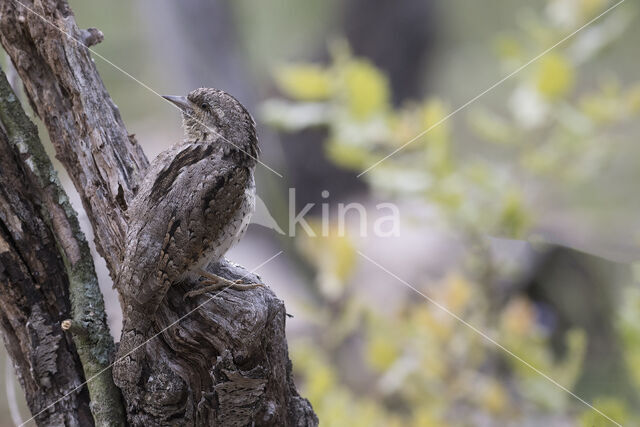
[{"left": 2, "top": 0, "right": 640, "bottom": 425}]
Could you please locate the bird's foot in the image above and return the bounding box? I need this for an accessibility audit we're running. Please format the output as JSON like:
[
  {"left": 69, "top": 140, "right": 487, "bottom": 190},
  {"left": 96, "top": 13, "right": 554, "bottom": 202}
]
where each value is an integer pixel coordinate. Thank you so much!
[{"left": 183, "top": 269, "right": 264, "bottom": 299}]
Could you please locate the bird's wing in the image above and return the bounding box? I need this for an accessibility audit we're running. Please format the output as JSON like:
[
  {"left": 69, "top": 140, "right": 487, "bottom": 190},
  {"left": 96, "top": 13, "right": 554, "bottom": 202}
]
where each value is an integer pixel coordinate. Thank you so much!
[{"left": 117, "top": 143, "right": 250, "bottom": 311}]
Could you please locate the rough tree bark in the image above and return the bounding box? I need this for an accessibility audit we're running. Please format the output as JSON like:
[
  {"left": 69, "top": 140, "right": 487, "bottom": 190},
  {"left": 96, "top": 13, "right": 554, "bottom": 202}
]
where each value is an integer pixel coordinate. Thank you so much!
[
  {"left": 0, "top": 66, "right": 126, "bottom": 425},
  {"left": 117, "top": 261, "right": 318, "bottom": 426},
  {"left": 0, "top": 96, "right": 94, "bottom": 426},
  {"left": 0, "top": 0, "right": 317, "bottom": 425},
  {"left": 0, "top": 0, "right": 149, "bottom": 281}
]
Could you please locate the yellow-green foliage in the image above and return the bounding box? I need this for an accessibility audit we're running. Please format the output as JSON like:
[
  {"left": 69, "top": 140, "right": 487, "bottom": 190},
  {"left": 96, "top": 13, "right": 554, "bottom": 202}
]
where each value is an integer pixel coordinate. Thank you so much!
[
  {"left": 619, "top": 272, "right": 640, "bottom": 395},
  {"left": 579, "top": 398, "right": 631, "bottom": 427},
  {"left": 290, "top": 261, "right": 588, "bottom": 425},
  {"left": 275, "top": 65, "right": 332, "bottom": 101},
  {"left": 535, "top": 53, "right": 575, "bottom": 99},
  {"left": 263, "top": 1, "right": 639, "bottom": 239},
  {"left": 296, "top": 220, "right": 356, "bottom": 300},
  {"left": 265, "top": 0, "right": 640, "bottom": 425}
]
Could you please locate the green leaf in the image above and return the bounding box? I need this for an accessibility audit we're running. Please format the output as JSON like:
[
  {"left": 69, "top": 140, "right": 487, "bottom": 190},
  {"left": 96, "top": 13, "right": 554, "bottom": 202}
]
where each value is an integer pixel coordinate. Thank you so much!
[
  {"left": 342, "top": 59, "right": 390, "bottom": 120},
  {"left": 326, "top": 140, "right": 374, "bottom": 170},
  {"left": 579, "top": 397, "right": 629, "bottom": 427},
  {"left": 498, "top": 191, "right": 531, "bottom": 238},
  {"left": 535, "top": 53, "right": 574, "bottom": 99},
  {"left": 275, "top": 64, "right": 333, "bottom": 101}
]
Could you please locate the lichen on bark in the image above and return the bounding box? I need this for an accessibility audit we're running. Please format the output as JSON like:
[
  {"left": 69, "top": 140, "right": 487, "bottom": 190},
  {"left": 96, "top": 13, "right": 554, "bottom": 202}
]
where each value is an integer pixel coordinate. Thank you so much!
[{"left": 0, "top": 66, "right": 126, "bottom": 426}]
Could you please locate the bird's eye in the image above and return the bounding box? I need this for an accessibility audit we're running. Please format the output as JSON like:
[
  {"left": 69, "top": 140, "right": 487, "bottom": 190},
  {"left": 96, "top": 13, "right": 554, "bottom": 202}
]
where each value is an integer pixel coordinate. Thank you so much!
[{"left": 201, "top": 103, "right": 209, "bottom": 111}]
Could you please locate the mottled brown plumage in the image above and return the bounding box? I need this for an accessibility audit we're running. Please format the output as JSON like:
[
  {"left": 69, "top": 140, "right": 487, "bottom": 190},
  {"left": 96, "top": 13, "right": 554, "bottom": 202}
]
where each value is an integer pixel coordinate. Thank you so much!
[{"left": 114, "top": 88, "right": 260, "bottom": 393}]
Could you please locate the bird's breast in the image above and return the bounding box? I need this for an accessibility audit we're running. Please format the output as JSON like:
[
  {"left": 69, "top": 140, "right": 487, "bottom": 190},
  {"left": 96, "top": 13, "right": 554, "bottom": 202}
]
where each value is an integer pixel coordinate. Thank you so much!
[{"left": 190, "top": 177, "right": 255, "bottom": 276}]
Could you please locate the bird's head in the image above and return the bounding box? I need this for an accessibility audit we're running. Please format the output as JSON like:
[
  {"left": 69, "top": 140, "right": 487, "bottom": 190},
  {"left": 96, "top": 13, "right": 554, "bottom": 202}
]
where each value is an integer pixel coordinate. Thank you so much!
[{"left": 162, "top": 87, "right": 258, "bottom": 160}]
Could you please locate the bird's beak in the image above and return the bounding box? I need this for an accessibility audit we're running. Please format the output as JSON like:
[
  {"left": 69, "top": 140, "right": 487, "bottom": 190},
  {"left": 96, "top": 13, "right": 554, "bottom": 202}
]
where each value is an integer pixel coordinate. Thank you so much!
[{"left": 162, "top": 95, "right": 191, "bottom": 112}]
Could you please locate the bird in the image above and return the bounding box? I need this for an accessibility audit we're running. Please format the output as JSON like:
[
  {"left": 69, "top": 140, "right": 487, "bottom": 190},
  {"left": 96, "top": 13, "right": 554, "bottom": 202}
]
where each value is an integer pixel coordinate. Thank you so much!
[{"left": 116, "top": 87, "right": 262, "bottom": 330}]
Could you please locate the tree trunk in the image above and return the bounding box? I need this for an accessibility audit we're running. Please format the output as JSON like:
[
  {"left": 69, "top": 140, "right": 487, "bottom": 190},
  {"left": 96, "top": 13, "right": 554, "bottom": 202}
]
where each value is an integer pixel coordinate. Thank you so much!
[
  {"left": 0, "top": 0, "right": 317, "bottom": 425},
  {"left": 116, "top": 260, "right": 318, "bottom": 426},
  {"left": 0, "top": 116, "right": 95, "bottom": 427}
]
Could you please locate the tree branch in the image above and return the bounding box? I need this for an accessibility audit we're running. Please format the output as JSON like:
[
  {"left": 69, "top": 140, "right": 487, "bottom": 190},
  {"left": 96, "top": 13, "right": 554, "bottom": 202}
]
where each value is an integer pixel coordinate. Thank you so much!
[
  {"left": 0, "top": 103, "right": 92, "bottom": 426},
  {"left": 0, "top": 66, "right": 126, "bottom": 426},
  {"left": 0, "top": 0, "right": 149, "bottom": 280}
]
